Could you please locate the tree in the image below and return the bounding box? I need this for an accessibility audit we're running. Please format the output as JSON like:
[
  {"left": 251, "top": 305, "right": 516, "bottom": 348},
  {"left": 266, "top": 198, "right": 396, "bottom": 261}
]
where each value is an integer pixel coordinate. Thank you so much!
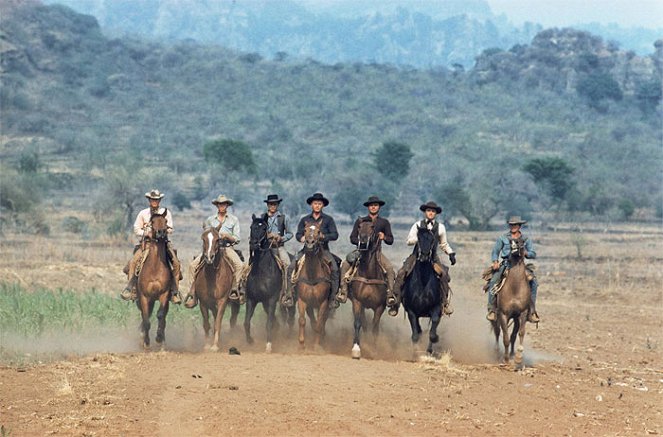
[
  {"left": 203, "top": 139, "right": 256, "bottom": 174},
  {"left": 576, "top": 72, "right": 623, "bottom": 109},
  {"left": 523, "top": 157, "right": 574, "bottom": 206},
  {"left": 636, "top": 79, "right": 662, "bottom": 114},
  {"left": 374, "top": 141, "right": 414, "bottom": 180}
]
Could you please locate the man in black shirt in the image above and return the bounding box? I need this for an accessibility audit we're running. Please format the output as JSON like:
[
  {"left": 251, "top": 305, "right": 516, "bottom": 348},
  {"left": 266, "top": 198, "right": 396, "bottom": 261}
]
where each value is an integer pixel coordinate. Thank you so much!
[
  {"left": 337, "top": 196, "right": 396, "bottom": 313},
  {"left": 283, "top": 192, "right": 340, "bottom": 308}
]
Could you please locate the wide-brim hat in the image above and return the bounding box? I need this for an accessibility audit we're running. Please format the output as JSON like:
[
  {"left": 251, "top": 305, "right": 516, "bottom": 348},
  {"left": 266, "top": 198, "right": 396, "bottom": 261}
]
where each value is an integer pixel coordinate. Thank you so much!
[
  {"left": 507, "top": 216, "right": 527, "bottom": 225},
  {"left": 264, "top": 194, "right": 283, "bottom": 204},
  {"left": 306, "top": 192, "right": 329, "bottom": 206},
  {"left": 419, "top": 201, "right": 442, "bottom": 214},
  {"left": 212, "top": 194, "right": 234, "bottom": 206},
  {"left": 363, "top": 195, "right": 386, "bottom": 207},
  {"left": 145, "top": 189, "right": 165, "bottom": 200}
]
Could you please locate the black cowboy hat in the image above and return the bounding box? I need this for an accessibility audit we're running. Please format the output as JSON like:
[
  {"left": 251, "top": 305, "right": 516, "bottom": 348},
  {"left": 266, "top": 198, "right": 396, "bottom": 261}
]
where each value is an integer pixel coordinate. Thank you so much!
[
  {"left": 507, "top": 216, "right": 527, "bottom": 225},
  {"left": 306, "top": 192, "right": 329, "bottom": 206},
  {"left": 419, "top": 201, "right": 442, "bottom": 214},
  {"left": 264, "top": 194, "right": 283, "bottom": 204},
  {"left": 363, "top": 195, "right": 386, "bottom": 207}
]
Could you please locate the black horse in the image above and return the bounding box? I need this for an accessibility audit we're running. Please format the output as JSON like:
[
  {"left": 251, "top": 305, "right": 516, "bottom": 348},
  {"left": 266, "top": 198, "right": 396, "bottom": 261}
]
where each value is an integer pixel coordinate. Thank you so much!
[
  {"left": 402, "top": 226, "right": 442, "bottom": 356},
  {"left": 244, "top": 214, "right": 293, "bottom": 352}
]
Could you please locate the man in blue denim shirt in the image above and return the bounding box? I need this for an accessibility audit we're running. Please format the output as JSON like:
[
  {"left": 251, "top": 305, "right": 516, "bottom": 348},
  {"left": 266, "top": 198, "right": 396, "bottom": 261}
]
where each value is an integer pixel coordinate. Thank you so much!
[{"left": 486, "top": 216, "right": 539, "bottom": 323}]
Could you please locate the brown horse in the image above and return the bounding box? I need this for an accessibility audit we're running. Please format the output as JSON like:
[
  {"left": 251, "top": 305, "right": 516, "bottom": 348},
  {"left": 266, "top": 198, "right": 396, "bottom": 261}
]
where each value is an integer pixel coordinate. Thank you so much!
[
  {"left": 135, "top": 210, "right": 173, "bottom": 349},
  {"left": 348, "top": 218, "right": 387, "bottom": 359},
  {"left": 191, "top": 225, "right": 238, "bottom": 351},
  {"left": 491, "top": 237, "right": 531, "bottom": 368},
  {"left": 295, "top": 221, "right": 332, "bottom": 348}
]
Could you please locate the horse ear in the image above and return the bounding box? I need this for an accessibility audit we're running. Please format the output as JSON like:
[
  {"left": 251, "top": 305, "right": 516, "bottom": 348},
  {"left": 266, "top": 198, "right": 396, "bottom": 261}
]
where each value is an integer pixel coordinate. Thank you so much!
[
  {"left": 215, "top": 224, "right": 222, "bottom": 232},
  {"left": 252, "top": 213, "right": 256, "bottom": 220}
]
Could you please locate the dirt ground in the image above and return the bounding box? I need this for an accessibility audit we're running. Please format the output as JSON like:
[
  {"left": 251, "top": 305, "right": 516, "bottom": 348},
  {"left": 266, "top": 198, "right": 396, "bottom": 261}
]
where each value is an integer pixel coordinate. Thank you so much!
[{"left": 1, "top": 215, "right": 662, "bottom": 436}]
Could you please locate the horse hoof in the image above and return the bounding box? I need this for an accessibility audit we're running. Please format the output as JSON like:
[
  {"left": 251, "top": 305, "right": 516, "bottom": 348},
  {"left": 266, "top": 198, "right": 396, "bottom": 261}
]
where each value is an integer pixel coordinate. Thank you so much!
[
  {"left": 351, "top": 343, "right": 361, "bottom": 360},
  {"left": 266, "top": 342, "right": 272, "bottom": 353}
]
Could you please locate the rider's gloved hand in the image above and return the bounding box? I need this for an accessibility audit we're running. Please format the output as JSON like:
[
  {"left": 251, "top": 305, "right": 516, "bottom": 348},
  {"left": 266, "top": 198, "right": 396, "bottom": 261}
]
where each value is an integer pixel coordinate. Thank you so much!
[{"left": 449, "top": 252, "right": 456, "bottom": 265}]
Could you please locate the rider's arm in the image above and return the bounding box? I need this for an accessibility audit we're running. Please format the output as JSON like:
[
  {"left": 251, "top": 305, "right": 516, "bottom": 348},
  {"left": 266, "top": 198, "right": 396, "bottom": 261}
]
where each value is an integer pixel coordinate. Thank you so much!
[
  {"left": 405, "top": 223, "right": 418, "bottom": 245},
  {"left": 323, "top": 217, "right": 339, "bottom": 242},
  {"left": 437, "top": 223, "right": 454, "bottom": 255},
  {"left": 524, "top": 237, "right": 536, "bottom": 259},
  {"left": 295, "top": 217, "right": 306, "bottom": 242},
  {"left": 165, "top": 209, "right": 174, "bottom": 234},
  {"left": 349, "top": 219, "right": 360, "bottom": 246},
  {"left": 282, "top": 215, "right": 293, "bottom": 242},
  {"left": 381, "top": 219, "right": 394, "bottom": 245},
  {"left": 491, "top": 236, "right": 504, "bottom": 262},
  {"left": 133, "top": 210, "right": 148, "bottom": 237}
]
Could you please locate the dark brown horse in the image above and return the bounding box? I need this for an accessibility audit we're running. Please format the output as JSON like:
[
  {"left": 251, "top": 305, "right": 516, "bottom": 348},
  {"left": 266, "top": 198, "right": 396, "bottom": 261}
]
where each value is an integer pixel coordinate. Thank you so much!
[
  {"left": 191, "top": 225, "right": 238, "bottom": 351},
  {"left": 491, "top": 237, "right": 530, "bottom": 368},
  {"left": 135, "top": 210, "right": 172, "bottom": 349},
  {"left": 295, "top": 221, "right": 332, "bottom": 348},
  {"left": 348, "top": 218, "right": 387, "bottom": 359}
]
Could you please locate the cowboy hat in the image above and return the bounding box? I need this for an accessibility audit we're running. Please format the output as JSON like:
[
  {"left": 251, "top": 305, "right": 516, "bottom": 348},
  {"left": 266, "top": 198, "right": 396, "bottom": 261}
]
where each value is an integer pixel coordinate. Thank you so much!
[
  {"left": 306, "top": 192, "right": 329, "bottom": 206},
  {"left": 363, "top": 195, "right": 386, "bottom": 207},
  {"left": 212, "top": 194, "right": 234, "bottom": 206},
  {"left": 419, "top": 201, "right": 442, "bottom": 214},
  {"left": 264, "top": 194, "right": 283, "bottom": 204},
  {"left": 145, "top": 189, "right": 165, "bottom": 200},
  {"left": 507, "top": 216, "right": 527, "bottom": 225}
]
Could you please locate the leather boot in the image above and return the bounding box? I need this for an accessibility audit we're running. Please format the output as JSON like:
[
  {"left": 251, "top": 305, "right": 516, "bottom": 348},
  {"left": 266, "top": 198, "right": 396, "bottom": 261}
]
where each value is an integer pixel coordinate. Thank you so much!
[{"left": 528, "top": 302, "right": 540, "bottom": 323}]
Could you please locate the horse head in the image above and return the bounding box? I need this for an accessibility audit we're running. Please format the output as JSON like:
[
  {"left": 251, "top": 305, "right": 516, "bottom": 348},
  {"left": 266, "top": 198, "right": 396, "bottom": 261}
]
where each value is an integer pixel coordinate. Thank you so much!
[
  {"left": 508, "top": 237, "right": 526, "bottom": 264},
  {"left": 356, "top": 218, "right": 377, "bottom": 253},
  {"left": 249, "top": 214, "right": 269, "bottom": 251},
  {"left": 201, "top": 225, "right": 221, "bottom": 264},
  {"left": 416, "top": 226, "right": 436, "bottom": 262},
  {"left": 303, "top": 221, "right": 323, "bottom": 253},
  {"left": 149, "top": 209, "right": 169, "bottom": 241}
]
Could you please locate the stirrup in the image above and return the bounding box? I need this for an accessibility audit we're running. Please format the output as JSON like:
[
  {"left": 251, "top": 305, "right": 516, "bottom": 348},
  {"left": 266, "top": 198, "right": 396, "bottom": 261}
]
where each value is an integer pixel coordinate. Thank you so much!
[
  {"left": 184, "top": 294, "right": 197, "bottom": 309},
  {"left": 386, "top": 296, "right": 396, "bottom": 306},
  {"left": 388, "top": 305, "right": 399, "bottom": 317},
  {"left": 228, "top": 290, "right": 240, "bottom": 301},
  {"left": 443, "top": 302, "right": 454, "bottom": 316},
  {"left": 120, "top": 288, "right": 136, "bottom": 301},
  {"left": 528, "top": 312, "right": 540, "bottom": 323},
  {"left": 486, "top": 311, "right": 496, "bottom": 321},
  {"left": 336, "top": 290, "right": 348, "bottom": 304},
  {"left": 281, "top": 295, "right": 294, "bottom": 307},
  {"left": 170, "top": 290, "right": 182, "bottom": 304}
]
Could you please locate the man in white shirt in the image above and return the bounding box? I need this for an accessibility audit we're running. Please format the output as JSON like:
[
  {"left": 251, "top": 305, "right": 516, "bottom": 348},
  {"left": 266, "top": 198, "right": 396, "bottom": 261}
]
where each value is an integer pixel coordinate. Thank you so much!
[
  {"left": 391, "top": 201, "right": 456, "bottom": 316},
  {"left": 120, "top": 189, "right": 182, "bottom": 304}
]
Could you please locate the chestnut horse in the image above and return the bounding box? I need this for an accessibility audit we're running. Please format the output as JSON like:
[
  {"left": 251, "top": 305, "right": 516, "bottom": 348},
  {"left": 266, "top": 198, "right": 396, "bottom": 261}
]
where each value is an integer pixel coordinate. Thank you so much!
[
  {"left": 348, "top": 218, "right": 387, "bottom": 359},
  {"left": 295, "top": 221, "right": 333, "bottom": 348},
  {"left": 191, "top": 225, "right": 238, "bottom": 351},
  {"left": 491, "top": 237, "right": 531, "bottom": 368},
  {"left": 135, "top": 210, "right": 173, "bottom": 349}
]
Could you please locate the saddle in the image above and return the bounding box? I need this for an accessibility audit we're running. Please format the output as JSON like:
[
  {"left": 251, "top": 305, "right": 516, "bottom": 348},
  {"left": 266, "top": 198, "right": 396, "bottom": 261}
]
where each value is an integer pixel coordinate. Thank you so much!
[
  {"left": 482, "top": 263, "right": 536, "bottom": 294},
  {"left": 291, "top": 253, "right": 332, "bottom": 284}
]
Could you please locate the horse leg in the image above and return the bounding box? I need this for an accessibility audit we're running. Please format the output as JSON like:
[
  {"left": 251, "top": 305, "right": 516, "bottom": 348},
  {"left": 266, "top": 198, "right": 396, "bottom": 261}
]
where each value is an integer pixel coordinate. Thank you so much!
[
  {"left": 499, "top": 314, "right": 510, "bottom": 363},
  {"left": 514, "top": 313, "right": 527, "bottom": 369},
  {"left": 265, "top": 298, "right": 278, "bottom": 353},
  {"left": 229, "top": 301, "right": 240, "bottom": 330},
  {"left": 140, "top": 296, "right": 154, "bottom": 349},
  {"left": 427, "top": 307, "right": 442, "bottom": 356},
  {"left": 406, "top": 311, "right": 420, "bottom": 344},
  {"left": 297, "top": 297, "right": 307, "bottom": 347},
  {"left": 211, "top": 300, "right": 227, "bottom": 352},
  {"left": 243, "top": 297, "right": 257, "bottom": 345},
  {"left": 372, "top": 305, "right": 385, "bottom": 340},
  {"left": 200, "top": 303, "right": 212, "bottom": 350},
  {"left": 155, "top": 294, "right": 169, "bottom": 348},
  {"left": 352, "top": 299, "right": 363, "bottom": 359},
  {"left": 315, "top": 299, "right": 330, "bottom": 348},
  {"left": 360, "top": 308, "right": 368, "bottom": 333}
]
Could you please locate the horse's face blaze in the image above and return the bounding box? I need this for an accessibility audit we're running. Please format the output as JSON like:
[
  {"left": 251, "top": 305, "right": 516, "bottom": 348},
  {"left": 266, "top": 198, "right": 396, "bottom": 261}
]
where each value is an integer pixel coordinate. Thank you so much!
[
  {"left": 304, "top": 222, "right": 321, "bottom": 250},
  {"left": 202, "top": 228, "right": 219, "bottom": 264}
]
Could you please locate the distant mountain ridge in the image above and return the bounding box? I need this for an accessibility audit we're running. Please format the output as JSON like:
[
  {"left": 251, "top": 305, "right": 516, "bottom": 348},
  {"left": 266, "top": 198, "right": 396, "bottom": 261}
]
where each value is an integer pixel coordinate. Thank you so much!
[{"left": 43, "top": 0, "right": 542, "bottom": 68}]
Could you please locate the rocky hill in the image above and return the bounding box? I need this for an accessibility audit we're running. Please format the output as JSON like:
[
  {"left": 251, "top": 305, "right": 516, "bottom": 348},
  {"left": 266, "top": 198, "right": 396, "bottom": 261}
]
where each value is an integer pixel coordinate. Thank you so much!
[{"left": 0, "top": 1, "right": 660, "bottom": 233}]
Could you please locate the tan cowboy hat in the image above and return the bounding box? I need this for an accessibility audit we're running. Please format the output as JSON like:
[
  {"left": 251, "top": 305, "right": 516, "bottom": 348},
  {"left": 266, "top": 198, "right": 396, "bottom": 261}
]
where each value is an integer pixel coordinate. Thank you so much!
[
  {"left": 419, "top": 201, "right": 442, "bottom": 214},
  {"left": 145, "top": 189, "right": 165, "bottom": 200},
  {"left": 212, "top": 194, "right": 234, "bottom": 206},
  {"left": 507, "top": 216, "right": 527, "bottom": 225}
]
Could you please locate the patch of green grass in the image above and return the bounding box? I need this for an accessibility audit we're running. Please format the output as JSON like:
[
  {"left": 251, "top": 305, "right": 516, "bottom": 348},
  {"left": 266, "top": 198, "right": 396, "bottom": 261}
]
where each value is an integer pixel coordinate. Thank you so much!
[{"left": 0, "top": 282, "right": 244, "bottom": 337}]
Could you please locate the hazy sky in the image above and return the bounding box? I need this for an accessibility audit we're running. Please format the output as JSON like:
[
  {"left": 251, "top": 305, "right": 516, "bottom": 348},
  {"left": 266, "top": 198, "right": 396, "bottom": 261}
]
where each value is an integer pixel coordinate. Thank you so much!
[{"left": 486, "top": 0, "right": 663, "bottom": 28}]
